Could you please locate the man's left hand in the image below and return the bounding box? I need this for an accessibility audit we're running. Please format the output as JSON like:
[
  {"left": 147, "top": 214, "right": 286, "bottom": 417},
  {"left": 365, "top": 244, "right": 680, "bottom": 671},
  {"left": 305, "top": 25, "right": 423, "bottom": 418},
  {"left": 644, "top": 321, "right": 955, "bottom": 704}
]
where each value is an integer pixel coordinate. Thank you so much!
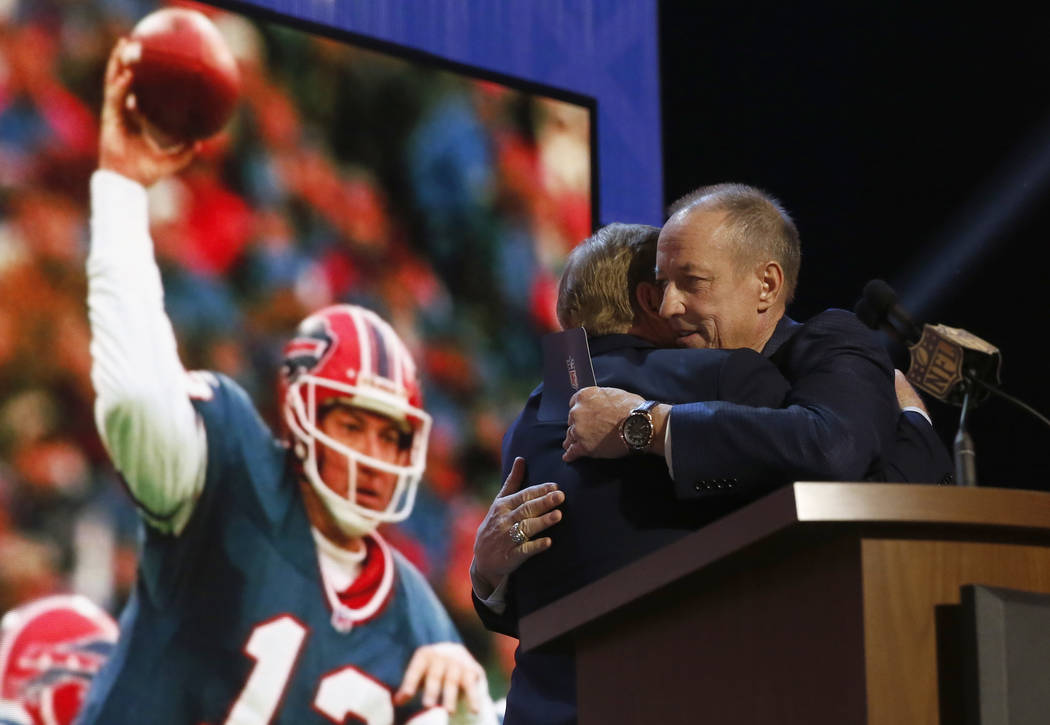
[
  {"left": 471, "top": 457, "right": 563, "bottom": 598},
  {"left": 562, "top": 386, "right": 643, "bottom": 461},
  {"left": 894, "top": 369, "right": 928, "bottom": 415},
  {"left": 394, "top": 642, "right": 485, "bottom": 714}
]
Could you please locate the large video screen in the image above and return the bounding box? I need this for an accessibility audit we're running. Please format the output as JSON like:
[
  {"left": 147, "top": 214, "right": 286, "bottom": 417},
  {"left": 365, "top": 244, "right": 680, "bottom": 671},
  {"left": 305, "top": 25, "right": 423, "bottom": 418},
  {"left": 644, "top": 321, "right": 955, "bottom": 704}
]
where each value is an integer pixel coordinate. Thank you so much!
[{"left": 0, "top": 0, "right": 594, "bottom": 685}]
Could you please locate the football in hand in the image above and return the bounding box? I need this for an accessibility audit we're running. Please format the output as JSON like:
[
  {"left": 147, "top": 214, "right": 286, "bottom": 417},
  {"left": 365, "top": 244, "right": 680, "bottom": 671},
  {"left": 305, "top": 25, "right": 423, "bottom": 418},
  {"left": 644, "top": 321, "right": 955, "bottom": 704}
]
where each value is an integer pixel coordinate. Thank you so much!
[{"left": 124, "top": 7, "right": 240, "bottom": 147}]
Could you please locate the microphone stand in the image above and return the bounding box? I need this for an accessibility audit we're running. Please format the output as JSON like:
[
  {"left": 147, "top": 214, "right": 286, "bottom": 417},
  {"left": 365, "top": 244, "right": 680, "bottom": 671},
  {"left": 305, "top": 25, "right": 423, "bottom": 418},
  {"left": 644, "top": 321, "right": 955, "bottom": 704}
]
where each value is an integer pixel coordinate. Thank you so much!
[
  {"left": 953, "top": 387, "right": 978, "bottom": 486},
  {"left": 951, "top": 374, "right": 1050, "bottom": 487}
]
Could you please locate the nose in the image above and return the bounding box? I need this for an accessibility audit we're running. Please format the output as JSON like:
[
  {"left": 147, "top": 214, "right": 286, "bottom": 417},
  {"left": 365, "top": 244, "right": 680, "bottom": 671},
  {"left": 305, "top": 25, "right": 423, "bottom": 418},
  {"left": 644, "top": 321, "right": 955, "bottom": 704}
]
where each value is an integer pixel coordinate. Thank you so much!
[
  {"left": 659, "top": 284, "right": 682, "bottom": 319},
  {"left": 361, "top": 430, "right": 381, "bottom": 457},
  {"left": 355, "top": 437, "right": 384, "bottom": 481},
  {"left": 356, "top": 460, "right": 380, "bottom": 483}
]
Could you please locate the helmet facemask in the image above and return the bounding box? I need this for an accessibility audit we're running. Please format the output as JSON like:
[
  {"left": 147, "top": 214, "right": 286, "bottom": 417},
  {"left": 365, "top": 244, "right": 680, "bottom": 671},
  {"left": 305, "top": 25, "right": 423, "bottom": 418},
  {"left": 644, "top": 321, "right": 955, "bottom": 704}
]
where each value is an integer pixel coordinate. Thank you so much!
[
  {"left": 279, "top": 304, "right": 432, "bottom": 538},
  {"left": 284, "top": 373, "right": 432, "bottom": 538}
]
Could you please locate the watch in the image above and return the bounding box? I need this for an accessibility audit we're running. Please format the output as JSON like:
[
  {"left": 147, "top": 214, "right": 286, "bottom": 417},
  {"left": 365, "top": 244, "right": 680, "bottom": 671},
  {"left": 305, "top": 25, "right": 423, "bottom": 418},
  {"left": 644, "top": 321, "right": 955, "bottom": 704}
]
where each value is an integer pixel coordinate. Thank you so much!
[{"left": 619, "top": 400, "right": 658, "bottom": 453}]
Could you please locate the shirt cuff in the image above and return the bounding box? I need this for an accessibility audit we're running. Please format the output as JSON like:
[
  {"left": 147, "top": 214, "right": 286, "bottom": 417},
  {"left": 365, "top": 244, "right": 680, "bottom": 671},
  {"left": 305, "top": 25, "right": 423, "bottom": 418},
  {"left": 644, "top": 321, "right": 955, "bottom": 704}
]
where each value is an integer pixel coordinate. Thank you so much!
[
  {"left": 470, "top": 567, "right": 509, "bottom": 615},
  {"left": 663, "top": 414, "right": 675, "bottom": 479},
  {"left": 902, "top": 406, "right": 932, "bottom": 426}
]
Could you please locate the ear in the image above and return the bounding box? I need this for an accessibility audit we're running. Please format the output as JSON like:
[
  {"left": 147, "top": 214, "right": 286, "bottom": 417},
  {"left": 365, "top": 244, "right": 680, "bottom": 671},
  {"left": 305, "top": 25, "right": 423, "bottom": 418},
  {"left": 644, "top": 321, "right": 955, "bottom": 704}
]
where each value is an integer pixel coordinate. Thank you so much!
[
  {"left": 635, "top": 281, "right": 663, "bottom": 319},
  {"left": 756, "top": 261, "right": 784, "bottom": 312}
]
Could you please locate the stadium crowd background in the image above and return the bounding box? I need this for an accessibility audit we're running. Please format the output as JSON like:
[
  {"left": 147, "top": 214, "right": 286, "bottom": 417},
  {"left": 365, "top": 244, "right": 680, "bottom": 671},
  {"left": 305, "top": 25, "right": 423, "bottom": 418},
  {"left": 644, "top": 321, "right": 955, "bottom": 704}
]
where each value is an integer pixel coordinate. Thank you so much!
[{"left": 0, "top": 0, "right": 592, "bottom": 689}]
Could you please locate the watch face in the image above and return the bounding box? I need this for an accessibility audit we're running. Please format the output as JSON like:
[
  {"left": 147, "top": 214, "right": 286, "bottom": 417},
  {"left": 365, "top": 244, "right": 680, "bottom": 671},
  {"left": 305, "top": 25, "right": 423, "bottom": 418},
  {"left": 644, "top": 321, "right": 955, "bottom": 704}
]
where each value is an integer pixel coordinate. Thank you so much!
[{"left": 623, "top": 413, "right": 652, "bottom": 447}]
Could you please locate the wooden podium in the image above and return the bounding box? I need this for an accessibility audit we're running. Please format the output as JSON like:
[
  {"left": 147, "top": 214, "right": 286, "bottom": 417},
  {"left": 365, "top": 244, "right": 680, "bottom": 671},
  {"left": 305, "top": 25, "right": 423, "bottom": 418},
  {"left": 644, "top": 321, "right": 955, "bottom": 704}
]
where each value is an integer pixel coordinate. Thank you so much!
[{"left": 518, "top": 483, "right": 1050, "bottom": 725}]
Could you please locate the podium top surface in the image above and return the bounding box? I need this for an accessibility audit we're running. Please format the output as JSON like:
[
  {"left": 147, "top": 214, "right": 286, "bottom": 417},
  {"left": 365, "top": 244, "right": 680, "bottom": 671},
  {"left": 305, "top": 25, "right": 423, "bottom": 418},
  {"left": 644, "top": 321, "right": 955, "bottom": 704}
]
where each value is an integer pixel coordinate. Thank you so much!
[
  {"left": 789, "top": 481, "right": 1050, "bottom": 526},
  {"left": 519, "top": 482, "right": 1050, "bottom": 650}
]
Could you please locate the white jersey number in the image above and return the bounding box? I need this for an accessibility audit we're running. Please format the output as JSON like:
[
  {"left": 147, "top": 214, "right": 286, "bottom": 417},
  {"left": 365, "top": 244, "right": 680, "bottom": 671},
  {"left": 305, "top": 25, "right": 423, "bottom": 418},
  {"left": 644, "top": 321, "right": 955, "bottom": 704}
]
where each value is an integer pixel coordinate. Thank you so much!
[
  {"left": 314, "top": 665, "right": 393, "bottom": 723},
  {"left": 224, "top": 616, "right": 306, "bottom": 724},
  {"left": 224, "top": 616, "right": 436, "bottom": 725}
]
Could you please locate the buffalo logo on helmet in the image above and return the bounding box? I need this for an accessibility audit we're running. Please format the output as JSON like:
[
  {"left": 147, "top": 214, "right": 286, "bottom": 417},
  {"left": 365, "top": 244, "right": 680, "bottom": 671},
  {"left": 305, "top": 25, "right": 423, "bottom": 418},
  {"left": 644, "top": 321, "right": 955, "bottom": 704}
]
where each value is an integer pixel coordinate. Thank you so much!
[
  {"left": 281, "top": 316, "right": 336, "bottom": 384},
  {"left": 0, "top": 595, "right": 118, "bottom": 725}
]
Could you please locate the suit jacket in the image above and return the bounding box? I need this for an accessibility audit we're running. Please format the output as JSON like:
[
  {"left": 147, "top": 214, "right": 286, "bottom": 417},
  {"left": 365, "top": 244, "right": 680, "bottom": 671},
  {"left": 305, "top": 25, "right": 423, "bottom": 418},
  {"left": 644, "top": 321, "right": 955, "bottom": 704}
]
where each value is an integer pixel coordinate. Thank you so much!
[
  {"left": 768, "top": 314, "right": 953, "bottom": 485},
  {"left": 488, "top": 334, "right": 791, "bottom": 725},
  {"left": 880, "top": 411, "right": 954, "bottom": 484},
  {"left": 667, "top": 309, "right": 945, "bottom": 497}
]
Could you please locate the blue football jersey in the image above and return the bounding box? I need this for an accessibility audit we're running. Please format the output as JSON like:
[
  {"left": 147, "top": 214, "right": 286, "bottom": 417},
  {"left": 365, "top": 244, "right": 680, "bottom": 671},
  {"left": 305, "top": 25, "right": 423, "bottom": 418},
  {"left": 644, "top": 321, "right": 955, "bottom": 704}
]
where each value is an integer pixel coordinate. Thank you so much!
[{"left": 79, "top": 373, "right": 461, "bottom": 724}]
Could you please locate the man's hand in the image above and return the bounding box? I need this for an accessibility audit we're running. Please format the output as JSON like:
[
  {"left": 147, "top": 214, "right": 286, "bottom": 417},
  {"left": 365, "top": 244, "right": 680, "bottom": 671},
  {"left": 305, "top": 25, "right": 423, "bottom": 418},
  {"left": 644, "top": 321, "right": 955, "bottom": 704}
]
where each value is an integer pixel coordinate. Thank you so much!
[
  {"left": 394, "top": 642, "right": 485, "bottom": 714},
  {"left": 562, "top": 386, "right": 643, "bottom": 462},
  {"left": 470, "top": 457, "right": 563, "bottom": 598},
  {"left": 99, "top": 38, "right": 199, "bottom": 187},
  {"left": 894, "top": 369, "right": 929, "bottom": 415}
]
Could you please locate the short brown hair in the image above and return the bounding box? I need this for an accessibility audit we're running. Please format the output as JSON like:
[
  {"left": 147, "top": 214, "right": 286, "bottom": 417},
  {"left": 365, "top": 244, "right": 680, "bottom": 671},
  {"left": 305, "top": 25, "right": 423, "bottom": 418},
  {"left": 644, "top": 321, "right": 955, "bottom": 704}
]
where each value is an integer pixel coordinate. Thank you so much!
[
  {"left": 669, "top": 183, "right": 801, "bottom": 301},
  {"left": 556, "top": 223, "right": 661, "bottom": 334}
]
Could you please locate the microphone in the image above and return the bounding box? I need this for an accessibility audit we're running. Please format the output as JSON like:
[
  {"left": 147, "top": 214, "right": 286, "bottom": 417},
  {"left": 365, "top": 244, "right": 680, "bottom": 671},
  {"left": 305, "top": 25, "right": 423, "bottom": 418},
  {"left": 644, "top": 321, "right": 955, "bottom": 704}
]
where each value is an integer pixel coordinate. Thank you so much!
[
  {"left": 855, "top": 279, "right": 923, "bottom": 345},
  {"left": 856, "top": 279, "right": 1006, "bottom": 487},
  {"left": 854, "top": 279, "right": 1001, "bottom": 407},
  {"left": 857, "top": 279, "right": 1050, "bottom": 487}
]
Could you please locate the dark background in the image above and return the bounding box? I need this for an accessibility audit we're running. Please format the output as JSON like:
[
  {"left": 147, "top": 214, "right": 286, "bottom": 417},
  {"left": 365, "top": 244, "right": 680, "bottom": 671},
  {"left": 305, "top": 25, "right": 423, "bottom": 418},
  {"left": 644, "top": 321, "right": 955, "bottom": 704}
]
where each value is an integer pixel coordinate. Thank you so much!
[{"left": 658, "top": 0, "right": 1050, "bottom": 489}]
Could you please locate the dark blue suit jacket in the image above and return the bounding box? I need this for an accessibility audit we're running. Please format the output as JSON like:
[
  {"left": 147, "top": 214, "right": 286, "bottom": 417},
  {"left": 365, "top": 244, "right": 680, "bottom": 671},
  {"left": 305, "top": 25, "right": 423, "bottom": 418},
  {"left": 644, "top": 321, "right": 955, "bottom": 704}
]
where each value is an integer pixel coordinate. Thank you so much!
[
  {"left": 668, "top": 309, "right": 952, "bottom": 496},
  {"left": 880, "top": 412, "right": 954, "bottom": 484},
  {"left": 487, "top": 334, "right": 791, "bottom": 725},
  {"left": 478, "top": 313, "right": 953, "bottom": 724},
  {"left": 770, "top": 313, "right": 953, "bottom": 485}
]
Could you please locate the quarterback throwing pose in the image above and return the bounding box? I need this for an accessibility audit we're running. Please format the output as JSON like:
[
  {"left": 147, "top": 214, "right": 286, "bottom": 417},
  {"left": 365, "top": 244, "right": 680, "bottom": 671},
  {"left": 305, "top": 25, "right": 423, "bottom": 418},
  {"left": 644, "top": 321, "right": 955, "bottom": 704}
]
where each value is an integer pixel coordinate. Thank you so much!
[{"left": 77, "top": 40, "right": 495, "bottom": 725}]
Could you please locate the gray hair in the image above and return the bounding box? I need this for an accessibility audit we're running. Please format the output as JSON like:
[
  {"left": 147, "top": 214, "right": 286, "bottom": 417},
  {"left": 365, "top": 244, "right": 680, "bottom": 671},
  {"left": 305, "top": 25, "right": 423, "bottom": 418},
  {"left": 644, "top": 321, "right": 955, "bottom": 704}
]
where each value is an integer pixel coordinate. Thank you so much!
[{"left": 669, "top": 183, "right": 801, "bottom": 301}]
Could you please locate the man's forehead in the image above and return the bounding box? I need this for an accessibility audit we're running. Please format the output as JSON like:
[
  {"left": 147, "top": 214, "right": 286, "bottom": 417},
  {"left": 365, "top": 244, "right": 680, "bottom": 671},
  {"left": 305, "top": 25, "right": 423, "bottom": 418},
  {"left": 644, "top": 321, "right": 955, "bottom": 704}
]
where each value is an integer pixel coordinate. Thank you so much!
[
  {"left": 661, "top": 206, "right": 727, "bottom": 241},
  {"left": 654, "top": 257, "right": 711, "bottom": 279},
  {"left": 324, "top": 400, "right": 393, "bottom": 422},
  {"left": 658, "top": 209, "right": 729, "bottom": 258},
  {"left": 322, "top": 398, "right": 413, "bottom": 434}
]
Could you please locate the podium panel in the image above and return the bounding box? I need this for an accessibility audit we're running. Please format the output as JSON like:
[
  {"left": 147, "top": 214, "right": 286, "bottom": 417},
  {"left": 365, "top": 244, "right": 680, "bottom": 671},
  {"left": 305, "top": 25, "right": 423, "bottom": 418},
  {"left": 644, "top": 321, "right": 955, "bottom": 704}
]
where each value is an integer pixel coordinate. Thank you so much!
[
  {"left": 575, "top": 534, "right": 867, "bottom": 724},
  {"left": 520, "top": 483, "right": 1050, "bottom": 725},
  {"left": 863, "top": 539, "right": 1050, "bottom": 724}
]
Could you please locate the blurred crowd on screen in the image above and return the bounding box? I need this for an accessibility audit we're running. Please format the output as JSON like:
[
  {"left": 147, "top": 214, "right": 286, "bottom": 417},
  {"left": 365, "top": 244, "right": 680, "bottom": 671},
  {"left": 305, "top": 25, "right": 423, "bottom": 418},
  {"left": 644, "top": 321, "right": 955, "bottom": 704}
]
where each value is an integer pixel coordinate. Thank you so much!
[{"left": 0, "top": 0, "right": 591, "bottom": 687}]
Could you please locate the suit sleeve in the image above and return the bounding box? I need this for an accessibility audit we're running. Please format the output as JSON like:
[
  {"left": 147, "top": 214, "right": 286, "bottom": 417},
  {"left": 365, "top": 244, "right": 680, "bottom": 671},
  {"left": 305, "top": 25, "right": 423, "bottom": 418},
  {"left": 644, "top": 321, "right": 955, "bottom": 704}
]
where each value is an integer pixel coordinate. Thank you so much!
[
  {"left": 670, "top": 312, "right": 898, "bottom": 499},
  {"left": 716, "top": 348, "right": 791, "bottom": 407},
  {"left": 873, "top": 410, "right": 955, "bottom": 484},
  {"left": 471, "top": 589, "right": 519, "bottom": 638}
]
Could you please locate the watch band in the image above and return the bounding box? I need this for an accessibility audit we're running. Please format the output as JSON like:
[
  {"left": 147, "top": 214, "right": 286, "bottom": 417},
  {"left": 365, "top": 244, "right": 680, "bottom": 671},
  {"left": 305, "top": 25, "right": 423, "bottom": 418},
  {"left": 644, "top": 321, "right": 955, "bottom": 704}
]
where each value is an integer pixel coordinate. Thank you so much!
[
  {"left": 634, "top": 400, "right": 658, "bottom": 415},
  {"left": 620, "top": 400, "right": 658, "bottom": 453}
]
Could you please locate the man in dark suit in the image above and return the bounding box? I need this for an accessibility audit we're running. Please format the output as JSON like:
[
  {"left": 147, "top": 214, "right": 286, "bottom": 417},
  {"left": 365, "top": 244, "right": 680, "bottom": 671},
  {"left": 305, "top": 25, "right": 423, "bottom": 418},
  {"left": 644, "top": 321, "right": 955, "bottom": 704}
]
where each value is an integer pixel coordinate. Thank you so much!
[
  {"left": 563, "top": 183, "right": 952, "bottom": 494},
  {"left": 470, "top": 223, "right": 792, "bottom": 725},
  {"left": 473, "top": 191, "right": 951, "bottom": 723}
]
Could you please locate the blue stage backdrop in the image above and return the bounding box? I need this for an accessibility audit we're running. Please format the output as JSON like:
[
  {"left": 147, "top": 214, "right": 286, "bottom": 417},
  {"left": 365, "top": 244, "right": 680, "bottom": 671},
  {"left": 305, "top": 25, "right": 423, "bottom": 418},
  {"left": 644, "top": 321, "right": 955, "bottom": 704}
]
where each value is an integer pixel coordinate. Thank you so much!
[{"left": 229, "top": 0, "right": 663, "bottom": 226}]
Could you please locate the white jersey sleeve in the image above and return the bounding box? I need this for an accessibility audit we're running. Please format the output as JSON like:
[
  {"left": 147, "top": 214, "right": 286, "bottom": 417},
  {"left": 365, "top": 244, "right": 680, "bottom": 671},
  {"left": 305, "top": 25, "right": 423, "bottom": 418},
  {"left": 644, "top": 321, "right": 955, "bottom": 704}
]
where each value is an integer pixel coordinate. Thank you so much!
[{"left": 87, "top": 169, "right": 205, "bottom": 535}]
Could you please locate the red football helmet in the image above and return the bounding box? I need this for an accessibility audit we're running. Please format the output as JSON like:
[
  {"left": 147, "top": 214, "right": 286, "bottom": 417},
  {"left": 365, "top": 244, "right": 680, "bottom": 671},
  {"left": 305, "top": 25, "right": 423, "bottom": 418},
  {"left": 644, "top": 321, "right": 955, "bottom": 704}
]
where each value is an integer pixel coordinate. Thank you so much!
[
  {"left": 0, "top": 595, "right": 118, "bottom": 725},
  {"left": 279, "top": 304, "right": 432, "bottom": 536}
]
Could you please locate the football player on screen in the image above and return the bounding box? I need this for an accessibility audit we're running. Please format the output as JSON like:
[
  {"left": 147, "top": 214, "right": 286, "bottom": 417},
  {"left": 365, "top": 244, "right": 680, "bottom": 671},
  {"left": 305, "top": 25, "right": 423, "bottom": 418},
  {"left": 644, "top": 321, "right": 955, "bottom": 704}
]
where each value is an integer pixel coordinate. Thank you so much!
[{"left": 76, "top": 39, "right": 497, "bottom": 725}]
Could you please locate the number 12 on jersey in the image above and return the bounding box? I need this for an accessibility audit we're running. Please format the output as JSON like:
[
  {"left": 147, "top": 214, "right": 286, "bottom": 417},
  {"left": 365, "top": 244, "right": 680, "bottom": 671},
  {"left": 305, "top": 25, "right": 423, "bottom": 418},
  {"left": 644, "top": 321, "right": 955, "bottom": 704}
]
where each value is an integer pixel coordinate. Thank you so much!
[{"left": 224, "top": 616, "right": 448, "bottom": 724}]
